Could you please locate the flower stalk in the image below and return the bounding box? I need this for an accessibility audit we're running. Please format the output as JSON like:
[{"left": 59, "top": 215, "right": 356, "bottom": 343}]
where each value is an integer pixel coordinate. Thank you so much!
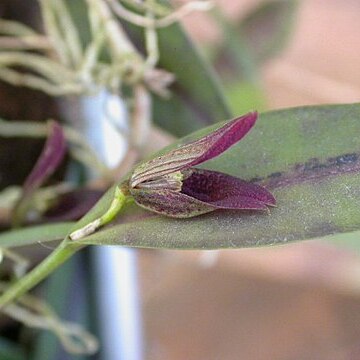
[
  {"left": 0, "top": 239, "right": 80, "bottom": 308},
  {"left": 69, "top": 186, "right": 128, "bottom": 240}
]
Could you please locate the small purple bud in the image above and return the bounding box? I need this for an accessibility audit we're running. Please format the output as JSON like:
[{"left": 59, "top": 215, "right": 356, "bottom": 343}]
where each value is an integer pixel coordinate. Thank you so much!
[
  {"left": 13, "top": 120, "right": 67, "bottom": 224},
  {"left": 128, "top": 112, "right": 276, "bottom": 218},
  {"left": 23, "top": 120, "right": 66, "bottom": 195},
  {"left": 130, "top": 112, "right": 257, "bottom": 187}
]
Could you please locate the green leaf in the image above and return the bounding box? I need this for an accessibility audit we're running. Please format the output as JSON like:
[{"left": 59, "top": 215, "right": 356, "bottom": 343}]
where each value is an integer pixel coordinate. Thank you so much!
[
  {"left": 240, "top": 0, "right": 298, "bottom": 63},
  {"left": 0, "top": 337, "right": 25, "bottom": 360},
  {"left": 152, "top": 21, "right": 231, "bottom": 135},
  {"left": 71, "top": 103, "right": 360, "bottom": 249},
  {"left": 225, "top": 81, "right": 266, "bottom": 115},
  {"left": 212, "top": 1, "right": 297, "bottom": 87},
  {"left": 0, "top": 223, "right": 74, "bottom": 248},
  {"left": 327, "top": 230, "right": 360, "bottom": 255},
  {"left": 31, "top": 253, "right": 92, "bottom": 360},
  {"left": 212, "top": 8, "right": 258, "bottom": 85},
  {"left": 30, "top": 258, "right": 73, "bottom": 360}
]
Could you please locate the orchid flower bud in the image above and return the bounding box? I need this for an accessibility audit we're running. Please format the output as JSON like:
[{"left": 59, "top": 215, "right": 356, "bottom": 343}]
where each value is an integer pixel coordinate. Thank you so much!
[
  {"left": 128, "top": 112, "right": 275, "bottom": 218},
  {"left": 70, "top": 112, "right": 275, "bottom": 240}
]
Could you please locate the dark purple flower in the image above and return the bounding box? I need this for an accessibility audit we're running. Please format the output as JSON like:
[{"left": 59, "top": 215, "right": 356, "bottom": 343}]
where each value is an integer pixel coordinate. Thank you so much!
[
  {"left": 22, "top": 120, "right": 66, "bottom": 195},
  {"left": 128, "top": 112, "right": 275, "bottom": 218},
  {"left": 13, "top": 120, "right": 66, "bottom": 224}
]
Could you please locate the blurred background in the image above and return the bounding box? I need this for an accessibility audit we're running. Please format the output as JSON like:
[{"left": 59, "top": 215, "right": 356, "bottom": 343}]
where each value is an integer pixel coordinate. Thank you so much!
[
  {"left": 142, "top": 1, "right": 360, "bottom": 359},
  {"left": 1, "top": 0, "right": 360, "bottom": 359}
]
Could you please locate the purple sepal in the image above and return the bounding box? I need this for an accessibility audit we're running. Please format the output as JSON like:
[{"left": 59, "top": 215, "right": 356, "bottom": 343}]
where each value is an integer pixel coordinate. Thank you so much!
[
  {"left": 131, "top": 187, "right": 215, "bottom": 218},
  {"left": 129, "top": 111, "right": 276, "bottom": 219},
  {"left": 23, "top": 120, "right": 66, "bottom": 195},
  {"left": 131, "top": 168, "right": 275, "bottom": 218},
  {"left": 188, "top": 112, "right": 257, "bottom": 167},
  {"left": 131, "top": 112, "right": 257, "bottom": 187},
  {"left": 182, "top": 169, "right": 276, "bottom": 210}
]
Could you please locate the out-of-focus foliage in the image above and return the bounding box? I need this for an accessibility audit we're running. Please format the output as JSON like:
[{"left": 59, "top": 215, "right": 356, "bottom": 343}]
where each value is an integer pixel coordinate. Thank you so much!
[
  {"left": 240, "top": 0, "right": 298, "bottom": 63},
  {"left": 0, "top": 338, "right": 25, "bottom": 360},
  {"left": 212, "top": 0, "right": 298, "bottom": 114}
]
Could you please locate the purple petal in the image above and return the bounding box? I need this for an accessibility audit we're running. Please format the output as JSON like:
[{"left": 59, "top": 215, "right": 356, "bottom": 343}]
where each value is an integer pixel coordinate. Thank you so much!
[
  {"left": 181, "top": 169, "right": 276, "bottom": 210},
  {"left": 189, "top": 112, "right": 257, "bottom": 167},
  {"left": 131, "top": 112, "right": 257, "bottom": 187},
  {"left": 130, "top": 187, "right": 216, "bottom": 218},
  {"left": 13, "top": 121, "right": 66, "bottom": 223},
  {"left": 130, "top": 167, "right": 275, "bottom": 218},
  {"left": 23, "top": 120, "right": 66, "bottom": 194}
]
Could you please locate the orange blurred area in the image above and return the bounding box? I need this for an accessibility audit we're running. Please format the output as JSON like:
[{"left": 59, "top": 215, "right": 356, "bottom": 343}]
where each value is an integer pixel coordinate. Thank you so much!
[
  {"left": 183, "top": 0, "right": 360, "bottom": 107},
  {"left": 140, "top": 1, "right": 360, "bottom": 359},
  {"left": 263, "top": 0, "right": 360, "bottom": 107}
]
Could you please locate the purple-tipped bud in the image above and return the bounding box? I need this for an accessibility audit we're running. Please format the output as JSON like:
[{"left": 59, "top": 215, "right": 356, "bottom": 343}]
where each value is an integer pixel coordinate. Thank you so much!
[
  {"left": 12, "top": 120, "right": 67, "bottom": 224},
  {"left": 23, "top": 120, "right": 66, "bottom": 195},
  {"left": 130, "top": 112, "right": 257, "bottom": 187},
  {"left": 128, "top": 112, "right": 276, "bottom": 218}
]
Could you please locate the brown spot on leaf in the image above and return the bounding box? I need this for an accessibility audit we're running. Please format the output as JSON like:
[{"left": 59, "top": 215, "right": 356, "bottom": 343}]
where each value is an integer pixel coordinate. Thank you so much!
[{"left": 253, "top": 152, "right": 360, "bottom": 190}]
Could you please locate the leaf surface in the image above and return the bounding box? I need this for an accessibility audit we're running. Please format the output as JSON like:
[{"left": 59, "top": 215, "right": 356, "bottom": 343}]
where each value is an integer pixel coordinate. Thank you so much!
[
  {"left": 0, "top": 222, "right": 74, "bottom": 248},
  {"left": 73, "top": 103, "right": 360, "bottom": 249}
]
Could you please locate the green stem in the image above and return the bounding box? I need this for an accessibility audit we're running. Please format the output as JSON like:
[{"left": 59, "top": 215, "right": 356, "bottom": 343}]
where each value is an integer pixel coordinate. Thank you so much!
[
  {"left": 69, "top": 186, "right": 128, "bottom": 240},
  {"left": 0, "top": 187, "right": 128, "bottom": 307},
  {"left": 0, "top": 239, "right": 80, "bottom": 308}
]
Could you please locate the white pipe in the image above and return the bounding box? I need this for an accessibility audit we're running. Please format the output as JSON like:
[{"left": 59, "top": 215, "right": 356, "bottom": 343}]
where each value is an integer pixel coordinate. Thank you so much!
[
  {"left": 94, "top": 247, "right": 143, "bottom": 360},
  {"left": 76, "top": 91, "right": 143, "bottom": 360}
]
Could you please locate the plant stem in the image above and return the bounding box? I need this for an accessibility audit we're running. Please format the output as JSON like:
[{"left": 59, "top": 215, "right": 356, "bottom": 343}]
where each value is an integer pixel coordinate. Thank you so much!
[
  {"left": 69, "top": 186, "right": 128, "bottom": 240},
  {"left": 0, "top": 239, "right": 80, "bottom": 308},
  {"left": 0, "top": 186, "right": 129, "bottom": 306}
]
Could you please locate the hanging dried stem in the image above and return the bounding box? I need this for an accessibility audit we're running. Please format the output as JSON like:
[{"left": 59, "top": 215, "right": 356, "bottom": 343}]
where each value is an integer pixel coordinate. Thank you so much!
[
  {"left": 106, "top": 0, "right": 214, "bottom": 28},
  {"left": 0, "top": 36, "right": 49, "bottom": 50},
  {"left": 0, "top": 0, "right": 211, "bottom": 98},
  {"left": 0, "top": 118, "right": 110, "bottom": 177},
  {"left": 0, "top": 248, "right": 30, "bottom": 278},
  {"left": 0, "top": 3, "right": 214, "bottom": 344},
  {"left": 130, "top": 84, "right": 152, "bottom": 150},
  {"left": 0, "top": 19, "right": 38, "bottom": 36},
  {"left": 0, "top": 283, "right": 99, "bottom": 355},
  {"left": 0, "top": 0, "right": 213, "bottom": 197}
]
